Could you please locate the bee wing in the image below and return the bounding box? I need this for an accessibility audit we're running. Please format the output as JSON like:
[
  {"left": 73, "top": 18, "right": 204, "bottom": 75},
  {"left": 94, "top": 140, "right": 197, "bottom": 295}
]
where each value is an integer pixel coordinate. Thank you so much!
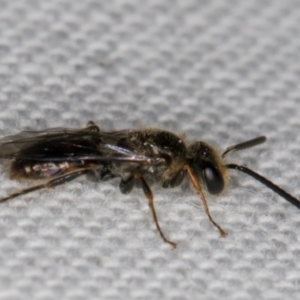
[
  {"left": 0, "top": 128, "right": 165, "bottom": 165},
  {"left": 0, "top": 127, "right": 86, "bottom": 158}
]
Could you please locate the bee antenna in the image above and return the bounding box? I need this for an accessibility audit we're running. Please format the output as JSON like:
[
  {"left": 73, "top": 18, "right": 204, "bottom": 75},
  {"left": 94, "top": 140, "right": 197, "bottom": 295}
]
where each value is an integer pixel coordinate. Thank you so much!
[
  {"left": 226, "top": 163, "right": 300, "bottom": 210},
  {"left": 222, "top": 136, "right": 266, "bottom": 158}
]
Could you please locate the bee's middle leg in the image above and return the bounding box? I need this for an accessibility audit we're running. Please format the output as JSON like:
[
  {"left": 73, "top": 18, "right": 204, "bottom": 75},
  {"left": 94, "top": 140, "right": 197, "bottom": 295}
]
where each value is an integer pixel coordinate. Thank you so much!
[{"left": 119, "top": 174, "right": 177, "bottom": 248}]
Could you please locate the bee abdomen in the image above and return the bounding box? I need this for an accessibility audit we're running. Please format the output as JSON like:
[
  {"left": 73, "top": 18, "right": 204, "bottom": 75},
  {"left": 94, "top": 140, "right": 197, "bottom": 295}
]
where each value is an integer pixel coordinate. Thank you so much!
[{"left": 10, "top": 160, "right": 70, "bottom": 179}]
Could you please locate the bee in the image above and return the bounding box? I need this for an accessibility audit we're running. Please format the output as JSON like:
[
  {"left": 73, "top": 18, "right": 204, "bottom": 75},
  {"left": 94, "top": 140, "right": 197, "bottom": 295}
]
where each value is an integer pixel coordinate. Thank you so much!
[{"left": 0, "top": 121, "right": 299, "bottom": 248}]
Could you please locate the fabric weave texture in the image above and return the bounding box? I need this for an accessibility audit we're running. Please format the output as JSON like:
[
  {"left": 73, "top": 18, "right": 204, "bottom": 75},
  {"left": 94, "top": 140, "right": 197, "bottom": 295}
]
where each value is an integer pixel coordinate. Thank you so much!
[{"left": 0, "top": 0, "right": 300, "bottom": 299}]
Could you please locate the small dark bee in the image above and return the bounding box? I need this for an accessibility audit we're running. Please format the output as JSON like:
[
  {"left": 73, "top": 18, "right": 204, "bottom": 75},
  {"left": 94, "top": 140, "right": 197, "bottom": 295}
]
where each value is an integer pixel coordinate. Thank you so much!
[{"left": 0, "top": 121, "right": 299, "bottom": 248}]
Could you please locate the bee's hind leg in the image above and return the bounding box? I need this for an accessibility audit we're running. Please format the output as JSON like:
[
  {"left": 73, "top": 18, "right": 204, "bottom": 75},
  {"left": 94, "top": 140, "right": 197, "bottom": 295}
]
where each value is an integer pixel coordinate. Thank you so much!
[{"left": 0, "top": 168, "right": 92, "bottom": 203}]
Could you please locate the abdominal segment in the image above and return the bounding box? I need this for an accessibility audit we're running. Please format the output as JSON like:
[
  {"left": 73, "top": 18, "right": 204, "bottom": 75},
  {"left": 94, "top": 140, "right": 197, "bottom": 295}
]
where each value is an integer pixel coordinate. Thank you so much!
[{"left": 10, "top": 160, "right": 72, "bottom": 179}]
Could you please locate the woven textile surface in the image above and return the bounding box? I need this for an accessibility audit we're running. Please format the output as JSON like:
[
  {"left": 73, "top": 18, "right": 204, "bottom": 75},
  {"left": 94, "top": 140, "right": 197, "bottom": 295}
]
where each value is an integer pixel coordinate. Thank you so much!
[{"left": 0, "top": 0, "right": 300, "bottom": 299}]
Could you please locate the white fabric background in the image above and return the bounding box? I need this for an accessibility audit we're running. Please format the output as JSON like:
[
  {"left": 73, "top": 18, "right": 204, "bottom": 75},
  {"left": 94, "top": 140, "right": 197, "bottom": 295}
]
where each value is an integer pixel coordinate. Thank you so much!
[{"left": 0, "top": 0, "right": 300, "bottom": 299}]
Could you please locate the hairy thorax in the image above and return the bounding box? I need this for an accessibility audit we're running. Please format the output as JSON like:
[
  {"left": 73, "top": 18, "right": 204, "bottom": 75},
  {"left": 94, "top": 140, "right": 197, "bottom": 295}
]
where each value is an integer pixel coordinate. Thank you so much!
[{"left": 110, "top": 129, "right": 187, "bottom": 185}]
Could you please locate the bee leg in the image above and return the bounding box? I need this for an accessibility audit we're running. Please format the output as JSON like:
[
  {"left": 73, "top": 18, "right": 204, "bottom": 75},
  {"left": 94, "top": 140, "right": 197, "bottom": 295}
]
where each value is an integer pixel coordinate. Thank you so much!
[
  {"left": 119, "top": 176, "right": 135, "bottom": 194},
  {"left": 185, "top": 165, "right": 227, "bottom": 237},
  {"left": 134, "top": 174, "right": 177, "bottom": 249},
  {"left": 162, "top": 170, "right": 185, "bottom": 188},
  {"left": 85, "top": 121, "right": 100, "bottom": 132},
  {"left": 0, "top": 168, "right": 91, "bottom": 203}
]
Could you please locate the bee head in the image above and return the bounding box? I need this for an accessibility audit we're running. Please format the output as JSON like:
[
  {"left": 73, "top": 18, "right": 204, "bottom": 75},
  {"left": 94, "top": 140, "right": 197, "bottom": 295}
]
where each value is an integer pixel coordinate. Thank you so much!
[{"left": 187, "top": 141, "right": 228, "bottom": 195}]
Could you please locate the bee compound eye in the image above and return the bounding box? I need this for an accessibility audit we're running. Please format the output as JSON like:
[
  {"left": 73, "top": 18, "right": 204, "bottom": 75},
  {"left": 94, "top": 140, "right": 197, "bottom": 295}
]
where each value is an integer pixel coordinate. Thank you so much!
[{"left": 203, "top": 164, "right": 225, "bottom": 195}]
